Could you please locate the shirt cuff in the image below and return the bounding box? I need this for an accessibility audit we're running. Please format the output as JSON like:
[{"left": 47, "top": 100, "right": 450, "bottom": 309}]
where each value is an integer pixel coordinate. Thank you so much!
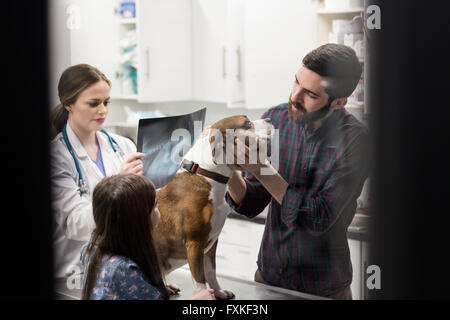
[
  {"left": 280, "top": 186, "right": 303, "bottom": 225},
  {"left": 224, "top": 189, "right": 262, "bottom": 218},
  {"left": 225, "top": 191, "right": 244, "bottom": 212}
]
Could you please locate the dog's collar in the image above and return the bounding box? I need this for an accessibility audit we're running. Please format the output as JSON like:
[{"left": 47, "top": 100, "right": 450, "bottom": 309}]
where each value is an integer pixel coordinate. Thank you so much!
[{"left": 181, "top": 160, "right": 230, "bottom": 184}]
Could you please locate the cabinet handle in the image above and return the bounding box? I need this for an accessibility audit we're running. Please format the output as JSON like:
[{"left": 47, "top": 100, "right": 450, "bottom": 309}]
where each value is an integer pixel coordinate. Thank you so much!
[
  {"left": 222, "top": 46, "right": 227, "bottom": 79},
  {"left": 145, "top": 48, "right": 150, "bottom": 80},
  {"left": 236, "top": 46, "right": 241, "bottom": 81}
]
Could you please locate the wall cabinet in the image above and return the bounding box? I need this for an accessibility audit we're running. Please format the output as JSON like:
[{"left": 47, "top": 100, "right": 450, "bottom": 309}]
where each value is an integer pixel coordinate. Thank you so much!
[
  {"left": 192, "top": 0, "right": 319, "bottom": 109},
  {"left": 68, "top": 0, "right": 120, "bottom": 97},
  {"left": 136, "top": 0, "right": 192, "bottom": 102},
  {"left": 243, "top": 0, "right": 318, "bottom": 109},
  {"left": 192, "top": 0, "right": 245, "bottom": 107},
  {"left": 192, "top": 0, "right": 227, "bottom": 104},
  {"left": 68, "top": 0, "right": 340, "bottom": 110},
  {"left": 68, "top": 0, "right": 192, "bottom": 103}
]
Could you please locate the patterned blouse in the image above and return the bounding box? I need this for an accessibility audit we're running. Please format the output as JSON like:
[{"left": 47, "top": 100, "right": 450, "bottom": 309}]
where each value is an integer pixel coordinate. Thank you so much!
[{"left": 80, "top": 246, "right": 164, "bottom": 300}]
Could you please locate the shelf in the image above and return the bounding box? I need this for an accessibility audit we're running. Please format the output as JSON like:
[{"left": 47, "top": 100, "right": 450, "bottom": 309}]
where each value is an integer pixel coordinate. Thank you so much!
[
  {"left": 111, "top": 94, "right": 138, "bottom": 100},
  {"left": 346, "top": 101, "right": 364, "bottom": 108},
  {"left": 317, "top": 7, "right": 363, "bottom": 15}
]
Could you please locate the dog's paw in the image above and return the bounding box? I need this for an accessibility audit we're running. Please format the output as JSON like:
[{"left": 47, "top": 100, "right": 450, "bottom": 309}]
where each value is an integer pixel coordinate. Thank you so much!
[
  {"left": 166, "top": 284, "right": 181, "bottom": 296},
  {"left": 215, "top": 289, "right": 235, "bottom": 300}
]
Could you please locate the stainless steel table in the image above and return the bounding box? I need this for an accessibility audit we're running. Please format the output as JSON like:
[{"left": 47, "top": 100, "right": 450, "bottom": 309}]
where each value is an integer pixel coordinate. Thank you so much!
[{"left": 54, "top": 266, "right": 328, "bottom": 300}]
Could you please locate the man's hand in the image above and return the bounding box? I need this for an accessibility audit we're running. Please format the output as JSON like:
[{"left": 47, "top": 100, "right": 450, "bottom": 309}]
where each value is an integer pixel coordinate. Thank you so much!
[
  {"left": 227, "top": 138, "right": 288, "bottom": 204},
  {"left": 226, "top": 138, "right": 269, "bottom": 175}
]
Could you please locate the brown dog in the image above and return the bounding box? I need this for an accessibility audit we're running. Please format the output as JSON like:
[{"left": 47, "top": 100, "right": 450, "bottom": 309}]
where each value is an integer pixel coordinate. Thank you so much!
[{"left": 152, "top": 115, "right": 273, "bottom": 300}]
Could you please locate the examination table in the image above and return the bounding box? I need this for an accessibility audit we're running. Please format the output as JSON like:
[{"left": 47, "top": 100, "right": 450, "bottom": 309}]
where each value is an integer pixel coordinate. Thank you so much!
[{"left": 54, "top": 266, "right": 327, "bottom": 300}]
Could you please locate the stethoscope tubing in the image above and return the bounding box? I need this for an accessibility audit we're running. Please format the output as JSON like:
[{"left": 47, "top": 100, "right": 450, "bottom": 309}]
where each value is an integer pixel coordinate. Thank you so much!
[{"left": 62, "top": 124, "right": 123, "bottom": 196}]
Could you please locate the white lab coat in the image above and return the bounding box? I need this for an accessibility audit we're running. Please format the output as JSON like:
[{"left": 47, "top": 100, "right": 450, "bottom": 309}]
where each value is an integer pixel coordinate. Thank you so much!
[{"left": 50, "top": 122, "right": 136, "bottom": 278}]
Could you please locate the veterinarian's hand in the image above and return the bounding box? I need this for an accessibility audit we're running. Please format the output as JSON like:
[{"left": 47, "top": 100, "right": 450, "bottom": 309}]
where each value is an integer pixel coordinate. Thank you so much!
[
  {"left": 120, "top": 152, "right": 146, "bottom": 175},
  {"left": 202, "top": 125, "right": 211, "bottom": 138},
  {"left": 190, "top": 288, "right": 216, "bottom": 300}
]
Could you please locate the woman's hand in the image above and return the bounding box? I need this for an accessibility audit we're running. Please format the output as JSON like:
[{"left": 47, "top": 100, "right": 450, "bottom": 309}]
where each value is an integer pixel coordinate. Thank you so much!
[
  {"left": 119, "top": 153, "right": 146, "bottom": 175},
  {"left": 190, "top": 288, "right": 216, "bottom": 300}
]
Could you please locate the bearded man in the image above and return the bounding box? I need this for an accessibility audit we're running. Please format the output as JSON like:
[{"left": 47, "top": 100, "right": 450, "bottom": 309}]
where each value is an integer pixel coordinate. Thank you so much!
[{"left": 226, "top": 44, "right": 369, "bottom": 300}]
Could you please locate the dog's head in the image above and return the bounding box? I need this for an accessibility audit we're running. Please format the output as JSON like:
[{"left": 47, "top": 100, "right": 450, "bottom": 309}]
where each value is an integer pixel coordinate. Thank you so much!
[{"left": 206, "top": 115, "right": 274, "bottom": 165}]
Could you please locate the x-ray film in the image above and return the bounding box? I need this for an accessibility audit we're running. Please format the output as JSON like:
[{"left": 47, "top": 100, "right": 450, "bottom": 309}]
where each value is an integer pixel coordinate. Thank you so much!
[{"left": 137, "top": 108, "right": 206, "bottom": 189}]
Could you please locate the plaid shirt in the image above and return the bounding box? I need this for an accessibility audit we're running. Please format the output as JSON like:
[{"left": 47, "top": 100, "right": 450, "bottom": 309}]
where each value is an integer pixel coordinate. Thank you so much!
[{"left": 225, "top": 103, "right": 369, "bottom": 297}]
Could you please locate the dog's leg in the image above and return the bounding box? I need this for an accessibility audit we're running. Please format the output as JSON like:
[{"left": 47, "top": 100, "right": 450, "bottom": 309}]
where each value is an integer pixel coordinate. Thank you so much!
[
  {"left": 186, "top": 239, "right": 208, "bottom": 292},
  {"left": 204, "top": 240, "right": 235, "bottom": 300}
]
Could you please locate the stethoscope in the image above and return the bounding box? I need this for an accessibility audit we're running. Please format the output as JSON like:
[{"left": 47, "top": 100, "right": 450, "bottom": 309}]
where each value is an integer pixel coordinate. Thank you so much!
[{"left": 62, "top": 124, "right": 124, "bottom": 196}]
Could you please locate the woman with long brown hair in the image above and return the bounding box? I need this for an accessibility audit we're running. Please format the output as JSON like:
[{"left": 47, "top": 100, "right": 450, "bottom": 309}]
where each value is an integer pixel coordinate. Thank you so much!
[
  {"left": 81, "top": 174, "right": 215, "bottom": 300},
  {"left": 51, "top": 64, "right": 146, "bottom": 279}
]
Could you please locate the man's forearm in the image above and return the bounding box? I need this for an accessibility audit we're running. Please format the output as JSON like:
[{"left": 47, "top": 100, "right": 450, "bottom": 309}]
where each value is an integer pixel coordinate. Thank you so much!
[
  {"left": 252, "top": 165, "right": 288, "bottom": 205},
  {"left": 227, "top": 171, "right": 247, "bottom": 205}
]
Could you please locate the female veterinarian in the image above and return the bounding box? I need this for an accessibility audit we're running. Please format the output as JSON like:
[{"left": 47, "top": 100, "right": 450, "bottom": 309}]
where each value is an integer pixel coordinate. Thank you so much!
[{"left": 50, "top": 64, "right": 145, "bottom": 279}]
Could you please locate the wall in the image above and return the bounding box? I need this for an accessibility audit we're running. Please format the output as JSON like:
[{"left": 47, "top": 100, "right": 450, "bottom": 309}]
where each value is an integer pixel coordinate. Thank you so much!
[
  {"left": 106, "top": 99, "right": 268, "bottom": 127},
  {"left": 48, "top": 0, "right": 73, "bottom": 108}
]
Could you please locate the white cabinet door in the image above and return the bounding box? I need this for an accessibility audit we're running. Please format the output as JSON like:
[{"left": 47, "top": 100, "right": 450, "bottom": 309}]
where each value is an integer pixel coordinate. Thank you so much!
[
  {"left": 136, "top": 0, "right": 192, "bottom": 102},
  {"left": 68, "top": 0, "right": 121, "bottom": 97},
  {"left": 216, "top": 218, "right": 265, "bottom": 280},
  {"left": 191, "top": 0, "right": 245, "bottom": 107},
  {"left": 244, "top": 0, "right": 318, "bottom": 109},
  {"left": 225, "top": 0, "right": 246, "bottom": 107},
  {"left": 192, "top": 0, "right": 227, "bottom": 103},
  {"left": 348, "top": 238, "right": 361, "bottom": 300},
  {"left": 361, "top": 241, "right": 369, "bottom": 299}
]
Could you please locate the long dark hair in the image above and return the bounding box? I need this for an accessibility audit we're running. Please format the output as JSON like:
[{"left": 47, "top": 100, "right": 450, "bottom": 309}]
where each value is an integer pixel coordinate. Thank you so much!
[
  {"left": 50, "top": 64, "right": 111, "bottom": 140},
  {"left": 81, "top": 174, "right": 168, "bottom": 300}
]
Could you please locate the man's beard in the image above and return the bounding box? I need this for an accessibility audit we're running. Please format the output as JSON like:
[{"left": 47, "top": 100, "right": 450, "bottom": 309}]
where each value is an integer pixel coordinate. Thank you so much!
[{"left": 287, "top": 96, "right": 331, "bottom": 125}]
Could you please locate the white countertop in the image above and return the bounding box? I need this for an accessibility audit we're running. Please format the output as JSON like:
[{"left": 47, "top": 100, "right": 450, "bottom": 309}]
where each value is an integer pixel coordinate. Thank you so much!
[{"left": 54, "top": 266, "right": 327, "bottom": 300}]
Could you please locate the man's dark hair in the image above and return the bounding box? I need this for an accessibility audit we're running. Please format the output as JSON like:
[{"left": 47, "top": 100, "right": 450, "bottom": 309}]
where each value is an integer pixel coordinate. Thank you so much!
[{"left": 302, "top": 43, "right": 362, "bottom": 100}]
